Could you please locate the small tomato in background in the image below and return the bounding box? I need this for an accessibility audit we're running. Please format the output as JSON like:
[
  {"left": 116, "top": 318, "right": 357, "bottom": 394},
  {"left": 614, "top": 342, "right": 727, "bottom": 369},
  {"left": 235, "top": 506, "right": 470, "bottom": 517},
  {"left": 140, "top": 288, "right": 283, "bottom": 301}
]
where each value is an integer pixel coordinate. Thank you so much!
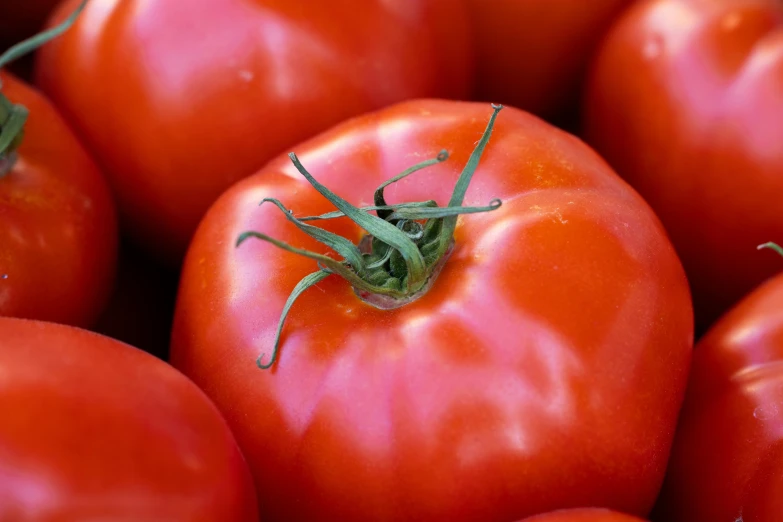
[
  {"left": 465, "top": 0, "right": 633, "bottom": 123},
  {"left": 0, "top": 317, "right": 258, "bottom": 521},
  {"left": 171, "top": 100, "right": 693, "bottom": 522},
  {"left": 583, "top": 0, "right": 783, "bottom": 332},
  {"left": 35, "top": 0, "right": 473, "bottom": 266},
  {"left": 519, "top": 508, "right": 648, "bottom": 522},
  {"left": 652, "top": 252, "right": 783, "bottom": 522},
  {"left": 0, "top": 70, "right": 117, "bottom": 328}
]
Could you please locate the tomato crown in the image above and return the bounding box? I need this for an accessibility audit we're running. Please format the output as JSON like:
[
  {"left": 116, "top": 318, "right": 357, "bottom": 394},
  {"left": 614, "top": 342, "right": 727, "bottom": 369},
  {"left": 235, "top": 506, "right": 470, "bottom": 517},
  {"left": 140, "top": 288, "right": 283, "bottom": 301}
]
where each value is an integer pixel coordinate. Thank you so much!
[
  {"left": 236, "top": 104, "right": 505, "bottom": 369},
  {"left": 0, "top": 0, "right": 87, "bottom": 176}
]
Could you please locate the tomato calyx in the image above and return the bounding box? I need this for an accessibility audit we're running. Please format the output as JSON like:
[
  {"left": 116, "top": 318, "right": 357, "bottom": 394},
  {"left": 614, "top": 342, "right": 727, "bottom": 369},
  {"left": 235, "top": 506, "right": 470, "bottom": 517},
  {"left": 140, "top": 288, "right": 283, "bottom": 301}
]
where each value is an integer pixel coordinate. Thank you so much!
[
  {"left": 0, "top": 0, "right": 88, "bottom": 177},
  {"left": 236, "top": 103, "right": 505, "bottom": 369},
  {"left": 759, "top": 242, "right": 783, "bottom": 258}
]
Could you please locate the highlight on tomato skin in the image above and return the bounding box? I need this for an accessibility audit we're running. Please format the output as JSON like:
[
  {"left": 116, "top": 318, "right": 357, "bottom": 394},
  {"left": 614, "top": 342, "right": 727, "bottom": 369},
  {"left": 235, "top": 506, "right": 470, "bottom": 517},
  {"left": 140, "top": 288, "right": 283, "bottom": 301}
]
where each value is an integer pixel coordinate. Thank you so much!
[
  {"left": 0, "top": 317, "right": 260, "bottom": 521},
  {"left": 34, "top": 0, "right": 475, "bottom": 266},
  {"left": 517, "top": 508, "right": 649, "bottom": 522},
  {"left": 582, "top": 0, "right": 783, "bottom": 333},
  {"left": 651, "top": 265, "right": 783, "bottom": 522},
  {"left": 170, "top": 99, "right": 693, "bottom": 522}
]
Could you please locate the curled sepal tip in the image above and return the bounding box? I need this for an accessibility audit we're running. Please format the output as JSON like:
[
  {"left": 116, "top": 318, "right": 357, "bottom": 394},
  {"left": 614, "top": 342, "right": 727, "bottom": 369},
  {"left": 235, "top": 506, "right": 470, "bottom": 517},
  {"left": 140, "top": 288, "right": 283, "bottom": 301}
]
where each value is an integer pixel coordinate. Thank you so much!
[
  {"left": 374, "top": 149, "right": 449, "bottom": 221},
  {"left": 758, "top": 242, "right": 783, "bottom": 258},
  {"left": 255, "top": 269, "right": 332, "bottom": 369}
]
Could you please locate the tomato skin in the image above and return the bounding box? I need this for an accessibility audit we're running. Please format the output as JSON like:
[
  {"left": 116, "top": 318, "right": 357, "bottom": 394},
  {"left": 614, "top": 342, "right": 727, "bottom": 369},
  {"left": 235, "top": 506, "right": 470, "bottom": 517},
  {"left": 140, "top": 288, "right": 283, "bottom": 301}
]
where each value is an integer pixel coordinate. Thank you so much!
[
  {"left": 0, "top": 72, "right": 117, "bottom": 328},
  {"left": 583, "top": 0, "right": 783, "bottom": 330},
  {"left": 35, "top": 0, "right": 473, "bottom": 265},
  {"left": 653, "top": 272, "right": 783, "bottom": 521},
  {"left": 0, "top": 0, "right": 61, "bottom": 50},
  {"left": 465, "top": 0, "right": 632, "bottom": 120},
  {"left": 170, "top": 100, "right": 693, "bottom": 522},
  {"left": 0, "top": 317, "right": 259, "bottom": 521},
  {"left": 518, "top": 508, "right": 647, "bottom": 522}
]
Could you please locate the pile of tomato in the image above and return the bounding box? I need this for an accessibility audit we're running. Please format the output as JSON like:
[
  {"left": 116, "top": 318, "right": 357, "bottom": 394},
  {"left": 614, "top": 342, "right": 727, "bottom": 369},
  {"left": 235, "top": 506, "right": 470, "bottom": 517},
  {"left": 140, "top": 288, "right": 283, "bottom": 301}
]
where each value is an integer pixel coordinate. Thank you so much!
[{"left": 1, "top": 0, "right": 781, "bottom": 520}]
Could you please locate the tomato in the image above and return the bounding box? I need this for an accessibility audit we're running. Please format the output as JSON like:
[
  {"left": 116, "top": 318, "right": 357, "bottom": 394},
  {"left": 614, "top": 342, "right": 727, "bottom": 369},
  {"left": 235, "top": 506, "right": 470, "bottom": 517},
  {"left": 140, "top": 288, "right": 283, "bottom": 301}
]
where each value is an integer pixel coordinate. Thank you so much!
[
  {"left": 465, "top": 0, "right": 632, "bottom": 121},
  {"left": 0, "top": 0, "right": 61, "bottom": 50},
  {"left": 0, "top": 317, "right": 258, "bottom": 520},
  {"left": 583, "top": 0, "right": 783, "bottom": 331},
  {"left": 35, "top": 0, "right": 473, "bottom": 266},
  {"left": 0, "top": 71, "right": 117, "bottom": 328},
  {"left": 518, "top": 508, "right": 647, "bottom": 522},
  {"left": 652, "top": 269, "right": 783, "bottom": 521},
  {"left": 170, "top": 100, "right": 693, "bottom": 521}
]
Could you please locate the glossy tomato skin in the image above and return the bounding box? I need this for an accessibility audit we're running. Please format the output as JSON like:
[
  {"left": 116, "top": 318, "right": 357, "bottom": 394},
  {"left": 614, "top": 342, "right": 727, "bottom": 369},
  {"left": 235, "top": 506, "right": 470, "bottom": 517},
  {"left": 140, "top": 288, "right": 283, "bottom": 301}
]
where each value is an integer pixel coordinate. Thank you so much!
[
  {"left": 0, "top": 0, "right": 61, "bottom": 50},
  {"left": 35, "top": 0, "right": 473, "bottom": 265},
  {"left": 0, "top": 317, "right": 259, "bottom": 521},
  {"left": 171, "top": 100, "right": 693, "bottom": 522},
  {"left": 0, "top": 72, "right": 117, "bottom": 328},
  {"left": 466, "top": 0, "right": 632, "bottom": 120},
  {"left": 518, "top": 508, "right": 647, "bottom": 522},
  {"left": 653, "top": 272, "right": 783, "bottom": 521},
  {"left": 583, "top": 0, "right": 783, "bottom": 331}
]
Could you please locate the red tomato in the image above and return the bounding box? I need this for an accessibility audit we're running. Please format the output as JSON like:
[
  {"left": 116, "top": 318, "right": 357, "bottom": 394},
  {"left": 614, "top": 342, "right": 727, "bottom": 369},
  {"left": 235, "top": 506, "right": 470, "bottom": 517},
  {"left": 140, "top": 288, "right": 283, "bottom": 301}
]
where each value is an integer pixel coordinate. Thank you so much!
[
  {"left": 0, "top": 0, "right": 61, "bottom": 50},
  {"left": 0, "top": 71, "right": 117, "bottom": 328},
  {"left": 653, "top": 270, "right": 783, "bottom": 521},
  {"left": 0, "top": 317, "right": 258, "bottom": 521},
  {"left": 583, "top": 0, "right": 783, "bottom": 331},
  {"left": 170, "top": 100, "right": 693, "bottom": 522},
  {"left": 465, "top": 0, "right": 632, "bottom": 120},
  {"left": 518, "top": 508, "right": 647, "bottom": 522},
  {"left": 35, "top": 0, "right": 473, "bottom": 266}
]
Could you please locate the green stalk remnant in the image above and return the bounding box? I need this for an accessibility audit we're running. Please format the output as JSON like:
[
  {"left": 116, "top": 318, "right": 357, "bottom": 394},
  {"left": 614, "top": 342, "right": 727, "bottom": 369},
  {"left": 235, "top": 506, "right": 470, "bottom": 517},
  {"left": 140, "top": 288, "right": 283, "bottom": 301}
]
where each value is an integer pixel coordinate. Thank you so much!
[
  {"left": 0, "top": 0, "right": 89, "bottom": 177},
  {"left": 236, "top": 104, "right": 505, "bottom": 369}
]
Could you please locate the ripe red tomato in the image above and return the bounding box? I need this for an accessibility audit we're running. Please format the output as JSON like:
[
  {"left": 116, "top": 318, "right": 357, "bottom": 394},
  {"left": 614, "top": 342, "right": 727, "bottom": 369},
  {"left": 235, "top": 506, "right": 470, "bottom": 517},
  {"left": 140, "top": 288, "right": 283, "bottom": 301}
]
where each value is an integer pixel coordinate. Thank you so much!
[
  {"left": 518, "top": 508, "right": 647, "bottom": 522},
  {"left": 653, "top": 269, "right": 783, "bottom": 521},
  {"left": 0, "top": 71, "right": 117, "bottom": 328},
  {"left": 583, "top": 0, "right": 783, "bottom": 331},
  {"left": 35, "top": 0, "right": 473, "bottom": 266},
  {"left": 0, "top": 0, "right": 60, "bottom": 50},
  {"left": 0, "top": 317, "right": 258, "bottom": 521},
  {"left": 465, "top": 0, "right": 632, "bottom": 120},
  {"left": 170, "top": 100, "right": 693, "bottom": 521}
]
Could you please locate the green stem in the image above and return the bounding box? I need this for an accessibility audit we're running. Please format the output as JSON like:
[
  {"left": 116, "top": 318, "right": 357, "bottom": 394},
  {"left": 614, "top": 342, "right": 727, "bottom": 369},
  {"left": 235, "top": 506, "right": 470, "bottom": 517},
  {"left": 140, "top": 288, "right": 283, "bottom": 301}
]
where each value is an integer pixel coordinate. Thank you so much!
[
  {"left": 0, "top": 0, "right": 89, "bottom": 178},
  {"left": 236, "top": 104, "right": 505, "bottom": 369},
  {"left": 758, "top": 242, "right": 783, "bottom": 257},
  {"left": 288, "top": 153, "right": 428, "bottom": 290}
]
